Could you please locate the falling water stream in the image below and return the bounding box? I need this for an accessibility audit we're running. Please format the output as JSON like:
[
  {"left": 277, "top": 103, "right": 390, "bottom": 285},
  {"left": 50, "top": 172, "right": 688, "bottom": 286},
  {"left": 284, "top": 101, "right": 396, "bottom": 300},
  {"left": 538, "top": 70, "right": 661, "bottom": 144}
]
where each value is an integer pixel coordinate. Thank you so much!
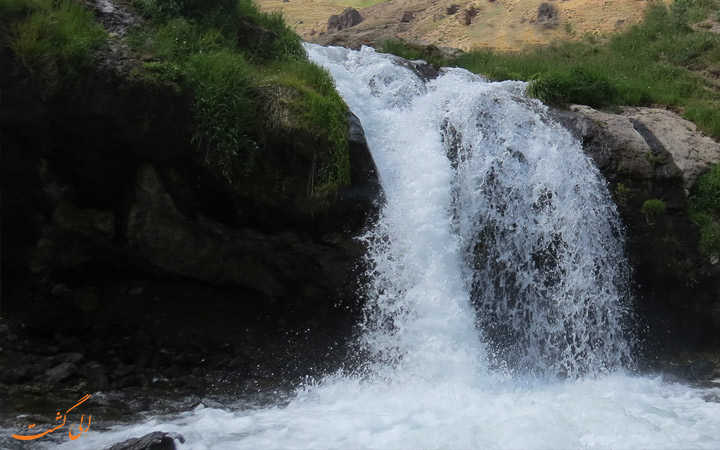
[{"left": 50, "top": 45, "right": 720, "bottom": 449}]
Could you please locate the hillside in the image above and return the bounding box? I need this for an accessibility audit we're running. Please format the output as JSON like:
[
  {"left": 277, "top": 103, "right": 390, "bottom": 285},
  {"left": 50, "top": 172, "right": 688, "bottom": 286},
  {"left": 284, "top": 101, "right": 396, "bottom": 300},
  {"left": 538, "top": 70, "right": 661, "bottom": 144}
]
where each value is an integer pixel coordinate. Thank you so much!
[{"left": 257, "top": 0, "right": 667, "bottom": 51}]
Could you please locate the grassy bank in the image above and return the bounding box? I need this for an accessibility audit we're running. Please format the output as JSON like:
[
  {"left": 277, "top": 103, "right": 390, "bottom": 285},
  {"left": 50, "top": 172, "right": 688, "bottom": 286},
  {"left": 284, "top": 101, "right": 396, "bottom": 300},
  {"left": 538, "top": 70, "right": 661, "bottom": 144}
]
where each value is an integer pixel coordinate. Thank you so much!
[
  {"left": 378, "top": 0, "right": 720, "bottom": 138},
  {"left": 1, "top": 0, "right": 107, "bottom": 90},
  {"left": 128, "top": 0, "right": 350, "bottom": 192},
  {"left": 2, "top": 0, "right": 350, "bottom": 194}
]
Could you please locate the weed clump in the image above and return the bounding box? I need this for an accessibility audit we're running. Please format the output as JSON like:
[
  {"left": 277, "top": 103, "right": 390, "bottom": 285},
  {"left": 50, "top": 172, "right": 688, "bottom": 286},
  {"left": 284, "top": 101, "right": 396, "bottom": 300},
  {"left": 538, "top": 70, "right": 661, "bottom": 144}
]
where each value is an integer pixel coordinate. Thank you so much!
[
  {"left": 526, "top": 68, "right": 616, "bottom": 108},
  {"left": 689, "top": 164, "right": 720, "bottom": 256},
  {"left": 2, "top": 0, "right": 106, "bottom": 90}
]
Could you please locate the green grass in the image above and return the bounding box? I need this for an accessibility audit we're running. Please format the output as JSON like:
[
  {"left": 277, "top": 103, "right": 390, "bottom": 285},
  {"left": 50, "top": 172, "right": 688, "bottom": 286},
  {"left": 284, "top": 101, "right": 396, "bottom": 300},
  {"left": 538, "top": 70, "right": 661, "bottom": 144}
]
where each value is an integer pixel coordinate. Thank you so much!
[
  {"left": 642, "top": 198, "right": 667, "bottom": 216},
  {"left": 128, "top": 0, "right": 349, "bottom": 191},
  {"left": 376, "top": 1, "right": 720, "bottom": 138},
  {"left": 1, "top": 0, "right": 107, "bottom": 90},
  {"left": 257, "top": 59, "right": 350, "bottom": 191},
  {"left": 689, "top": 164, "right": 720, "bottom": 256}
]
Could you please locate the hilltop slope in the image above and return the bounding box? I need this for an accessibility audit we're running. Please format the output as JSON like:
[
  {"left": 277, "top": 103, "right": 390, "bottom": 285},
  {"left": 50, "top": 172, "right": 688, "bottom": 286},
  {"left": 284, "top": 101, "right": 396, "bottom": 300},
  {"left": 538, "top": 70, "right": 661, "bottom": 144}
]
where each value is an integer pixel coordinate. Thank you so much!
[{"left": 257, "top": 0, "right": 666, "bottom": 51}]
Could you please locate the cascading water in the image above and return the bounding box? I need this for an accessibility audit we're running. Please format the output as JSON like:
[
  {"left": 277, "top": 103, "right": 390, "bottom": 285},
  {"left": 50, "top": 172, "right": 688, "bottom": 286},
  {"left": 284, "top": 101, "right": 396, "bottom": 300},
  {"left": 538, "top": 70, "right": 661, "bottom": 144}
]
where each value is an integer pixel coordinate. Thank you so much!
[
  {"left": 49, "top": 45, "right": 720, "bottom": 449},
  {"left": 342, "top": 45, "right": 633, "bottom": 380}
]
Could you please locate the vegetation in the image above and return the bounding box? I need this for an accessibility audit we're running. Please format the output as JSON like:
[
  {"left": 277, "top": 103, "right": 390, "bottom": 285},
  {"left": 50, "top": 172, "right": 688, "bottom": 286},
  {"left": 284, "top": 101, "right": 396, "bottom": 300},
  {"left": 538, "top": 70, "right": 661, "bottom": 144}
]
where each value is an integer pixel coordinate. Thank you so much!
[
  {"left": 2, "top": 0, "right": 348, "bottom": 193},
  {"left": 689, "top": 164, "right": 720, "bottom": 256},
  {"left": 377, "top": 0, "right": 720, "bottom": 138},
  {"left": 1, "top": 0, "right": 107, "bottom": 90},
  {"left": 127, "top": 0, "right": 349, "bottom": 190},
  {"left": 642, "top": 198, "right": 667, "bottom": 219},
  {"left": 376, "top": 38, "right": 448, "bottom": 66}
]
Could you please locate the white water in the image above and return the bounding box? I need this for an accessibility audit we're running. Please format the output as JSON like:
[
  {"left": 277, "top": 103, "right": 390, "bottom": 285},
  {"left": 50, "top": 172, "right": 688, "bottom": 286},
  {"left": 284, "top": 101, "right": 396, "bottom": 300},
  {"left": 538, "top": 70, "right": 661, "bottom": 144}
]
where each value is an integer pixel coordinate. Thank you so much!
[{"left": 49, "top": 45, "right": 720, "bottom": 448}]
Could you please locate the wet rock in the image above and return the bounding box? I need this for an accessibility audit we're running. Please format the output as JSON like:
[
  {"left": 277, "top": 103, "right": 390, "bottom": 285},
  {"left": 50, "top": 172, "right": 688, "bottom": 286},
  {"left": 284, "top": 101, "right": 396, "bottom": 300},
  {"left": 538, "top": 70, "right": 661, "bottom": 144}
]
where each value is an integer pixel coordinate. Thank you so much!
[
  {"left": 664, "top": 359, "right": 717, "bottom": 382},
  {"left": 58, "top": 336, "right": 86, "bottom": 353},
  {"left": 52, "top": 284, "right": 73, "bottom": 297},
  {"left": 45, "top": 362, "right": 80, "bottom": 383},
  {"left": 1, "top": 366, "right": 34, "bottom": 384},
  {"left": 51, "top": 352, "right": 84, "bottom": 365},
  {"left": 164, "top": 366, "right": 181, "bottom": 378},
  {"left": 81, "top": 361, "right": 108, "bottom": 379},
  {"left": 118, "top": 374, "right": 144, "bottom": 389},
  {"left": 552, "top": 104, "right": 720, "bottom": 353},
  {"left": 107, "top": 431, "right": 185, "bottom": 450},
  {"left": 327, "top": 8, "right": 363, "bottom": 31}
]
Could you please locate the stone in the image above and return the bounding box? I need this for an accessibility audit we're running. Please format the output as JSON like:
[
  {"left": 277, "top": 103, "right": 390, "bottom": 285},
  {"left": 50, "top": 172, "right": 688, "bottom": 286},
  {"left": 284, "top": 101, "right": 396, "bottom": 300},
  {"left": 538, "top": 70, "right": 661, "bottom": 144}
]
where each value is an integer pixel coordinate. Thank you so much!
[
  {"left": 51, "top": 352, "right": 84, "bottom": 365},
  {"left": 107, "top": 431, "right": 185, "bottom": 450},
  {"left": 568, "top": 105, "right": 720, "bottom": 193},
  {"left": 80, "top": 361, "right": 108, "bottom": 379},
  {"left": 446, "top": 4, "right": 459, "bottom": 15},
  {"left": 458, "top": 5, "right": 477, "bottom": 26},
  {"left": 118, "top": 374, "right": 144, "bottom": 389},
  {"left": 536, "top": 2, "right": 559, "bottom": 27},
  {"left": 400, "top": 11, "right": 414, "bottom": 22},
  {"left": 45, "top": 362, "right": 79, "bottom": 383},
  {"left": 327, "top": 8, "right": 363, "bottom": 31},
  {"left": 552, "top": 103, "right": 720, "bottom": 353}
]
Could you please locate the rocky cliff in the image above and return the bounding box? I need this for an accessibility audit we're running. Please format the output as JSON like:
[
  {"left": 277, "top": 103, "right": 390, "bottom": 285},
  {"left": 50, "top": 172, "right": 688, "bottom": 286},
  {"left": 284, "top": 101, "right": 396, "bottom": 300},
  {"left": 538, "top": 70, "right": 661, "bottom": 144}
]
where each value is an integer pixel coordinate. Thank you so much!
[
  {"left": 0, "top": 0, "right": 381, "bottom": 413},
  {"left": 553, "top": 105, "right": 720, "bottom": 358}
]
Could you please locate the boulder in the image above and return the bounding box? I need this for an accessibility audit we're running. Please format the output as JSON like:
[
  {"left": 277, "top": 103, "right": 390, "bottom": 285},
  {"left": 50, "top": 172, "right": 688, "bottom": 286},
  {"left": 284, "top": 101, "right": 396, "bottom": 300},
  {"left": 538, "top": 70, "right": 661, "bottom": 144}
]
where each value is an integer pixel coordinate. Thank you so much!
[
  {"left": 536, "top": 2, "right": 559, "bottom": 27},
  {"left": 327, "top": 8, "right": 363, "bottom": 31},
  {"left": 45, "top": 362, "right": 80, "bottom": 384},
  {"left": 458, "top": 5, "right": 478, "bottom": 26},
  {"left": 107, "top": 431, "right": 185, "bottom": 450},
  {"left": 400, "top": 11, "right": 414, "bottom": 23}
]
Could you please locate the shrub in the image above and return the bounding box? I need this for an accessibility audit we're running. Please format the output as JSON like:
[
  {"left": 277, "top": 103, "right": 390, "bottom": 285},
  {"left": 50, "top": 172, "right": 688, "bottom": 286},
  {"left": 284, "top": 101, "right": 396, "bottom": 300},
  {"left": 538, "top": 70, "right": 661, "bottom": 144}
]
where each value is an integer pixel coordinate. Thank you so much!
[
  {"left": 5, "top": 0, "right": 106, "bottom": 89},
  {"left": 184, "top": 50, "right": 257, "bottom": 180},
  {"left": 642, "top": 198, "right": 667, "bottom": 217},
  {"left": 526, "top": 67, "right": 616, "bottom": 107}
]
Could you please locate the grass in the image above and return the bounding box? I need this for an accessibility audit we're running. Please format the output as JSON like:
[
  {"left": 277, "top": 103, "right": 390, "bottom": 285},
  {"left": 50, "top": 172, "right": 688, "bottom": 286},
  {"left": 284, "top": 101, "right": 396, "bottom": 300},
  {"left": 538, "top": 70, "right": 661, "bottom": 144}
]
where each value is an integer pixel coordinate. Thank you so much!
[
  {"left": 257, "top": 59, "right": 350, "bottom": 191},
  {"left": 127, "top": 0, "right": 349, "bottom": 190},
  {"left": 689, "top": 164, "right": 720, "bottom": 256},
  {"left": 642, "top": 198, "right": 667, "bottom": 216},
  {"left": 376, "top": 0, "right": 720, "bottom": 138},
  {"left": 1, "top": 0, "right": 107, "bottom": 90}
]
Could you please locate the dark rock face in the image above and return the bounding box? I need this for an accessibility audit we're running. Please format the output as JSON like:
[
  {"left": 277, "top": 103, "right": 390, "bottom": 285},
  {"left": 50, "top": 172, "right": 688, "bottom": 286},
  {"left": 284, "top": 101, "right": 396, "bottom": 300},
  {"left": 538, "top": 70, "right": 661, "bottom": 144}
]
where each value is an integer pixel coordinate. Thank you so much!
[
  {"left": 327, "top": 8, "right": 363, "bottom": 31},
  {"left": 0, "top": 41, "right": 380, "bottom": 408},
  {"left": 551, "top": 105, "right": 720, "bottom": 357}
]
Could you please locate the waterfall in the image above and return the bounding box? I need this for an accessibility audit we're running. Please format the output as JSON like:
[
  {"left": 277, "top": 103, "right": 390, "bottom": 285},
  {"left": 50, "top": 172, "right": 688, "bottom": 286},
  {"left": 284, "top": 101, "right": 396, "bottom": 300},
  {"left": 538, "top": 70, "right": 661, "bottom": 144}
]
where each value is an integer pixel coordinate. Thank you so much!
[
  {"left": 49, "top": 45, "right": 720, "bottom": 450},
  {"left": 307, "top": 44, "right": 632, "bottom": 380}
]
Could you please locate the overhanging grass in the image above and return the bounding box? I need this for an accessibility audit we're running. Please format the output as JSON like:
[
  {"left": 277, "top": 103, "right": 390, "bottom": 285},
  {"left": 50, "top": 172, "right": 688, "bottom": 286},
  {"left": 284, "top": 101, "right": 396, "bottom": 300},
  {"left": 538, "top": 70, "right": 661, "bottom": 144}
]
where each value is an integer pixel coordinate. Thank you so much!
[
  {"left": 2, "top": 0, "right": 107, "bottom": 89},
  {"left": 257, "top": 59, "right": 350, "bottom": 191},
  {"left": 377, "top": 0, "right": 720, "bottom": 138},
  {"left": 128, "top": 0, "right": 349, "bottom": 191}
]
